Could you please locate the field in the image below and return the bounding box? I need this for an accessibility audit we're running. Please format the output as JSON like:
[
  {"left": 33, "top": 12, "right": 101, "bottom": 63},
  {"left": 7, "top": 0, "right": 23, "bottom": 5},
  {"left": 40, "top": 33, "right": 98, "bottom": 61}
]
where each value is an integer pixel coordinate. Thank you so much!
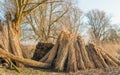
[
  {"left": 1, "top": 43, "right": 119, "bottom": 75},
  {"left": 0, "top": 65, "right": 120, "bottom": 75},
  {"left": 0, "top": 37, "right": 120, "bottom": 75}
]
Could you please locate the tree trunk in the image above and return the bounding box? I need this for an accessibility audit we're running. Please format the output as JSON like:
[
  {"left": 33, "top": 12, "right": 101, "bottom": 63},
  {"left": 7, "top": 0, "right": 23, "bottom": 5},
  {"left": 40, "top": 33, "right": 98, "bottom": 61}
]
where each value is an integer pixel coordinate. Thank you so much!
[
  {"left": 0, "top": 48, "right": 50, "bottom": 68},
  {"left": 4, "top": 13, "right": 24, "bottom": 67},
  {"left": 8, "top": 23, "right": 24, "bottom": 67},
  {"left": 0, "top": 22, "right": 9, "bottom": 51}
]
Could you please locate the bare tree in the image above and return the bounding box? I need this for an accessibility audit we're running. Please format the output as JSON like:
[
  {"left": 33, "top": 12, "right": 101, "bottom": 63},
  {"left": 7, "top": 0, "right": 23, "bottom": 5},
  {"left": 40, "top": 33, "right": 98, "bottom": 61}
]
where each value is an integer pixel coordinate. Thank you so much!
[
  {"left": 102, "top": 27, "right": 120, "bottom": 43},
  {"left": 26, "top": 0, "right": 69, "bottom": 43},
  {"left": 0, "top": 0, "right": 48, "bottom": 67},
  {"left": 59, "top": 6, "right": 83, "bottom": 36},
  {"left": 86, "top": 9, "right": 111, "bottom": 43}
]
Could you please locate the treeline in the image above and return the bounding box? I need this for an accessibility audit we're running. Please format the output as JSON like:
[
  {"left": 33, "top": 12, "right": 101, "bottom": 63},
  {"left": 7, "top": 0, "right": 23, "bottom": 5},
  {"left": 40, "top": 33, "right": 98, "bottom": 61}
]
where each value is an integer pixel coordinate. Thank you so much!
[
  {"left": 14, "top": 0, "right": 119, "bottom": 44},
  {"left": 0, "top": 0, "right": 120, "bottom": 45}
]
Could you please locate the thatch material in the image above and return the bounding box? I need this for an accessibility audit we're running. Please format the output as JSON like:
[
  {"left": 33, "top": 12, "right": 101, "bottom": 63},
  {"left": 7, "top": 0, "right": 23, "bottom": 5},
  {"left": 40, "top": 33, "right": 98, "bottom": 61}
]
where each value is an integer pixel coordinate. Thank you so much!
[
  {"left": 32, "top": 42, "right": 54, "bottom": 61},
  {"left": 86, "top": 43, "right": 120, "bottom": 68},
  {"left": 77, "top": 36, "right": 94, "bottom": 69}
]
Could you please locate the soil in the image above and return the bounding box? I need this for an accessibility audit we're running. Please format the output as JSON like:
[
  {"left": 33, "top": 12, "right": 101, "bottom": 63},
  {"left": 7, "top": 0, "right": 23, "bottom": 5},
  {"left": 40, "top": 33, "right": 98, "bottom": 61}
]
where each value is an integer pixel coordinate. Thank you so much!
[{"left": 0, "top": 66, "right": 120, "bottom": 75}]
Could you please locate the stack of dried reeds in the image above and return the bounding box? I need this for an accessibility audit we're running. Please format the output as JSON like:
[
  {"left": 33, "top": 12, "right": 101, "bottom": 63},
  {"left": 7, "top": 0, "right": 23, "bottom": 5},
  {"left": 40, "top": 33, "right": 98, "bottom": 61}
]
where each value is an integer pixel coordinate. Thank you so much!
[
  {"left": 32, "top": 42, "right": 54, "bottom": 61},
  {"left": 40, "top": 29, "right": 120, "bottom": 72}
]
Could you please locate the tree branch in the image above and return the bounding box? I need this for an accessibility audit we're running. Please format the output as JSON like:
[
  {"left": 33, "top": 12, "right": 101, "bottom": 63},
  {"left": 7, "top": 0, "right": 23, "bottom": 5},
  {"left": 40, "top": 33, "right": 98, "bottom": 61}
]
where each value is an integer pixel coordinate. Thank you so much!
[{"left": 23, "top": 0, "right": 48, "bottom": 17}]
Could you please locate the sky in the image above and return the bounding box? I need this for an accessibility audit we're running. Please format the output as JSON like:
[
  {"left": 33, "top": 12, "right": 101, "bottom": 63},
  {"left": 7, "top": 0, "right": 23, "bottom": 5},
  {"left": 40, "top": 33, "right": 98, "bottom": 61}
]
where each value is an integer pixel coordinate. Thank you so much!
[{"left": 77, "top": 0, "right": 120, "bottom": 24}]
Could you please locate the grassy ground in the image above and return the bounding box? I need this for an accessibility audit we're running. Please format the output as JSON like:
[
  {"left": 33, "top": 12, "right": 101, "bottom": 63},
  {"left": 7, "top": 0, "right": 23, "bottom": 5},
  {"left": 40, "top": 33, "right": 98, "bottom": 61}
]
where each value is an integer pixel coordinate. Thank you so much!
[
  {"left": 1, "top": 66, "right": 120, "bottom": 75},
  {"left": 101, "top": 43, "right": 120, "bottom": 59},
  {"left": 0, "top": 43, "right": 120, "bottom": 75},
  {"left": 0, "top": 67, "right": 48, "bottom": 75}
]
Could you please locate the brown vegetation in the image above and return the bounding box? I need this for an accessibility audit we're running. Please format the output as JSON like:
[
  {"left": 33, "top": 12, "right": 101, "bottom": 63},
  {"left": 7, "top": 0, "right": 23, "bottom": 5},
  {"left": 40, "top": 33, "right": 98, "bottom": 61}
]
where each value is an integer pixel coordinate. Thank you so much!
[
  {"left": 32, "top": 42, "right": 54, "bottom": 61},
  {"left": 0, "top": 29, "right": 120, "bottom": 73},
  {"left": 0, "top": 0, "right": 120, "bottom": 74}
]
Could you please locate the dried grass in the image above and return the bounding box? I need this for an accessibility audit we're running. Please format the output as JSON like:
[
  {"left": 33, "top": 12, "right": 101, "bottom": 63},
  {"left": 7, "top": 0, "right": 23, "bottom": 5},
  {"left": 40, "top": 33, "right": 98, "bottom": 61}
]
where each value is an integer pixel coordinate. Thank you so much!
[{"left": 100, "top": 43, "right": 120, "bottom": 59}]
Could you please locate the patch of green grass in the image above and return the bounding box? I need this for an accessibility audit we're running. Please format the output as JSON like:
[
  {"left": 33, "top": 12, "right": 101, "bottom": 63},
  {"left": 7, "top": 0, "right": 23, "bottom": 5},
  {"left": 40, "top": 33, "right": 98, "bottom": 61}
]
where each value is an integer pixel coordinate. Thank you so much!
[
  {"left": 16, "top": 73, "right": 21, "bottom": 75},
  {"left": 16, "top": 73, "right": 33, "bottom": 75},
  {"left": 0, "top": 67, "right": 47, "bottom": 75},
  {"left": 20, "top": 69, "right": 47, "bottom": 75},
  {"left": 38, "top": 71, "right": 47, "bottom": 75}
]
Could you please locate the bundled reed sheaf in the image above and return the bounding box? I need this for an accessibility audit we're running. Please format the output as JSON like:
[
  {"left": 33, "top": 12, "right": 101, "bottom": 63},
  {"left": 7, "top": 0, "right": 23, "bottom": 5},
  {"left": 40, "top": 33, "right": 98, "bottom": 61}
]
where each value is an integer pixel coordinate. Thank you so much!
[
  {"left": 40, "top": 29, "right": 120, "bottom": 72},
  {"left": 0, "top": 29, "right": 120, "bottom": 73}
]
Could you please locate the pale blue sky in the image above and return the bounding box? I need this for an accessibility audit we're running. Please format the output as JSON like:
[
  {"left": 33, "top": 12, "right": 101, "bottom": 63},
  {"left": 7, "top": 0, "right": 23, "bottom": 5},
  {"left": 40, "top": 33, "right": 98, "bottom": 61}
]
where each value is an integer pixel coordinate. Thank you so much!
[
  {"left": 77, "top": 0, "right": 120, "bottom": 24},
  {"left": 1, "top": 0, "right": 120, "bottom": 24}
]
